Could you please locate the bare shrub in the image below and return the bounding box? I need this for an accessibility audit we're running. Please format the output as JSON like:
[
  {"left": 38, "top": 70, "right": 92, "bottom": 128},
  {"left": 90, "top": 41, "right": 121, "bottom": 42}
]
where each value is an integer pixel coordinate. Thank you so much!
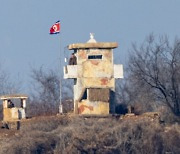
[
  {"left": 62, "top": 98, "right": 73, "bottom": 113},
  {"left": 29, "top": 67, "right": 73, "bottom": 117},
  {"left": 116, "top": 35, "right": 180, "bottom": 118},
  {"left": 26, "top": 100, "right": 58, "bottom": 118},
  {"left": 1, "top": 131, "right": 58, "bottom": 154},
  {"left": 0, "top": 115, "right": 180, "bottom": 154},
  {"left": 162, "top": 125, "right": 180, "bottom": 153},
  {"left": 128, "top": 35, "right": 180, "bottom": 116}
]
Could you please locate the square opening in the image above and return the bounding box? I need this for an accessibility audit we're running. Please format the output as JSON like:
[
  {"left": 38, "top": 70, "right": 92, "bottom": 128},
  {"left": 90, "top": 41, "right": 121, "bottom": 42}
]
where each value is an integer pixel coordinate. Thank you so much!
[{"left": 88, "top": 55, "right": 102, "bottom": 60}]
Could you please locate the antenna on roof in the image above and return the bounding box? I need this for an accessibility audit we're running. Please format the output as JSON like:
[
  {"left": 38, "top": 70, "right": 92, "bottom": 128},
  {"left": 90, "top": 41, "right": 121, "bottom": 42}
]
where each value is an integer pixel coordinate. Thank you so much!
[
  {"left": 90, "top": 33, "right": 94, "bottom": 39},
  {"left": 87, "top": 33, "right": 97, "bottom": 43}
]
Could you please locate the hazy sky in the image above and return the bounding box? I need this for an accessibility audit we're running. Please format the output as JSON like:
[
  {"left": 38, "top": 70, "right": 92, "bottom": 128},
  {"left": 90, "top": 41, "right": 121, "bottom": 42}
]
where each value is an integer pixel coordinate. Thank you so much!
[{"left": 0, "top": 0, "right": 180, "bottom": 93}]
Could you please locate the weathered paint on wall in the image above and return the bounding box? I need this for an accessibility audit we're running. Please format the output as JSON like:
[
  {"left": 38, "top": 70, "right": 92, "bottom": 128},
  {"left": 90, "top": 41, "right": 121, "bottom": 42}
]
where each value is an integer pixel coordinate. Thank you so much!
[
  {"left": 64, "top": 36, "right": 123, "bottom": 115},
  {"left": 78, "top": 100, "right": 109, "bottom": 114},
  {"left": 83, "top": 78, "right": 114, "bottom": 88},
  {"left": 3, "top": 108, "right": 18, "bottom": 122},
  {"left": 77, "top": 49, "right": 113, "bottom": 64},
  {"left": 82, "top": 61, "right": 113, "bottom": 78},
  {"left": 3, "top": 108, "right": 26, "bottom": 122}
]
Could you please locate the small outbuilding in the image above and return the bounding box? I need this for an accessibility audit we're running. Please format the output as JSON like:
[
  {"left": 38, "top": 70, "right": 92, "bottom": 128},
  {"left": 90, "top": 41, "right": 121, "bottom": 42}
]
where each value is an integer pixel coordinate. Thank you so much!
[{"left": 0, "top": 94, "right": 28, "bottom": 122}]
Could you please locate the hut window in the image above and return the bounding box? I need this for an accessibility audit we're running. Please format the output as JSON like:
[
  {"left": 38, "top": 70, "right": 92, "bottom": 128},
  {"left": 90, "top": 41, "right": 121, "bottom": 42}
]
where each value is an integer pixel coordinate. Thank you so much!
[
  {"left": 88, "top": 55, "right": 102, "bottom": 60},
  {"left": 79, "top": 88, "right": 88, "bottom": 102},
  {"left": 82, "top": 89, "right": 87, "bottom": 100}
]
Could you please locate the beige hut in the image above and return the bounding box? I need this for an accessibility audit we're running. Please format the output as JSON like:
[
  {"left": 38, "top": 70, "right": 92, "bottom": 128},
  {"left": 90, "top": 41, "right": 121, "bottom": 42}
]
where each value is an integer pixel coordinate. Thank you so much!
[{"left": 0, "top": 94, "right": 28, "bottom": 122}]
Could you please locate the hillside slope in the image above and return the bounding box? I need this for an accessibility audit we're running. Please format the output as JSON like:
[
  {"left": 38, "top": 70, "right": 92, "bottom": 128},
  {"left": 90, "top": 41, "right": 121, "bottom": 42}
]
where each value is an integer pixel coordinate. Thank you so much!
[{"left": 0, "top": 114, "right": 180, "bottom": 154}]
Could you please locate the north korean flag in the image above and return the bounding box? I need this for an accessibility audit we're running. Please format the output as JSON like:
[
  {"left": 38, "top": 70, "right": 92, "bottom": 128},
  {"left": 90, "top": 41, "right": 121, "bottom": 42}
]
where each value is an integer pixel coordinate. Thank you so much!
[{"left": 50, "top": 21, "right": 60, "bottom": 34}]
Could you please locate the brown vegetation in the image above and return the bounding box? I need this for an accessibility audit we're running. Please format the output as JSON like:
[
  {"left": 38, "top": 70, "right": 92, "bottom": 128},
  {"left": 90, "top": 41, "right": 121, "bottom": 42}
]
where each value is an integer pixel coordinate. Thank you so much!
[
  {"left": 116, "top": 34, "right": 180, "bottom": 118},
  {"left": 0, "top": 114, "right": 179, "bottom": 154}
]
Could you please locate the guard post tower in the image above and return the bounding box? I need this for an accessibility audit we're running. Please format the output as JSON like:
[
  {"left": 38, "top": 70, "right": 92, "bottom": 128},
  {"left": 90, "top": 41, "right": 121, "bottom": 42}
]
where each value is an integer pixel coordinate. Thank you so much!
[{"left": 64, "top": 34, "right": 123, "bottom": 114}]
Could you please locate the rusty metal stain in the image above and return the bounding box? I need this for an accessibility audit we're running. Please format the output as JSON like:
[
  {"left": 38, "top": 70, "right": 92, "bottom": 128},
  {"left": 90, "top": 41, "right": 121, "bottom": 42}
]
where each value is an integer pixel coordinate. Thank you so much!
[
  {"left": 78, "top": 104, "right": 94, "bottom": 114},
  {"left": 83, "top": 78, "right": 114, "bottom": 88},
  {"left": 90, "top": 60, "right": 99, "bottom": 65},
  {"left": 78, "top": 50, "right": 87, "bottom": 59},
  {"left": 78, "top": 101, "right": 109, "bottom": 114},
  {"left": 101, "top": 78, "right": 108, "bottom": 85},
  {"left": 83, "top": 61, "right": 113, "bottom": 78},
  {"left": 104, "top": 52, "right": 112, "bottom": 59}
]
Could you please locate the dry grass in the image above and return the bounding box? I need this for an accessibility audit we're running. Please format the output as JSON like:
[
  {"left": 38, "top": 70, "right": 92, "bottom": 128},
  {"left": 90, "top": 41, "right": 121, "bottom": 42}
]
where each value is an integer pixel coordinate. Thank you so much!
[{"left": 0, "top": 114, "right": 179, "bottom": 154}]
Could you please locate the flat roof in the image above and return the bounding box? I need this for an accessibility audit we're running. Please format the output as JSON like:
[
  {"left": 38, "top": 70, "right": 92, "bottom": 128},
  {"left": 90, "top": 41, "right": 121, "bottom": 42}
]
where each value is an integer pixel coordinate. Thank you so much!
[
  {"left": 68, "top": 42, "right": 118, "bottom": 50},
  {"left": 0, "top": 94, "right": 28, "bottom": 100}
]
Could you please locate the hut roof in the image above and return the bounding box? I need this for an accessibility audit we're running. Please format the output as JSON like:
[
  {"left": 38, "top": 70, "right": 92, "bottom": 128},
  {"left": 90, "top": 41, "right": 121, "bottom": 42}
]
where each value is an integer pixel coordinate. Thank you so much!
[
  {"left": 68, "top": 42, "right": 118, "bottom": 50},
  {"left": 0, "top": 94, "right": 28, "bottom": 100}
]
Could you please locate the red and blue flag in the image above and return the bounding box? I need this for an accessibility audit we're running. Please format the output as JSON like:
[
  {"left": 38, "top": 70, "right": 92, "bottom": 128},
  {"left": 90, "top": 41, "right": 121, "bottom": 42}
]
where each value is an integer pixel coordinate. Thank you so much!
[{"left": 50, "top": 21, "right": 60, "bottom": 34}]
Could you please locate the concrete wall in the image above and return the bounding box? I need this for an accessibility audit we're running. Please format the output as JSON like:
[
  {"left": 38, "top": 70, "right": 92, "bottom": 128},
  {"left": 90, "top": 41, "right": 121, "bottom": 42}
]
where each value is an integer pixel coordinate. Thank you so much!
[
  {"left": 64, "top": 41, "right": 123, "bottom": 115},
  {"left": 75, "top": 48, "right": 114, "bottom": 114},
  {"left": 78, "top": 100, "right": 109, "bottom": 114},
  {"left": 3, "top": 108, "right": 26, "bottom": 122}
]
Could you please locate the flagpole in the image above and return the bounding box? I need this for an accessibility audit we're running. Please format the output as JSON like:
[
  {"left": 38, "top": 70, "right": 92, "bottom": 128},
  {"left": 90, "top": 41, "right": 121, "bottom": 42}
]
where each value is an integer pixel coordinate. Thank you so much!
[
  {"left": 50, "top": 20, "right": 62, "bottom": 114},
  {"left": 59, "top": 31, "right": 63, "bottom": 114}
]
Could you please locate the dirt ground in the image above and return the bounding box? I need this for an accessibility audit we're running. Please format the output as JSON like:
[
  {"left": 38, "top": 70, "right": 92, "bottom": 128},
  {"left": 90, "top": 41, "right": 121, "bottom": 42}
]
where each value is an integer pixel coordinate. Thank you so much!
[{"left": 0, "top": 113, "right": 179, "bottom": 154}]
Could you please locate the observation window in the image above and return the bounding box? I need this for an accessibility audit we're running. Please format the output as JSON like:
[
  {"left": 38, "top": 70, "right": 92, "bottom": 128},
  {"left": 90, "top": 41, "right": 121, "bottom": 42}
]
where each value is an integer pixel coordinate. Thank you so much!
[{"left": 88, "top": 55, "right": 102, "bottom": 60}]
